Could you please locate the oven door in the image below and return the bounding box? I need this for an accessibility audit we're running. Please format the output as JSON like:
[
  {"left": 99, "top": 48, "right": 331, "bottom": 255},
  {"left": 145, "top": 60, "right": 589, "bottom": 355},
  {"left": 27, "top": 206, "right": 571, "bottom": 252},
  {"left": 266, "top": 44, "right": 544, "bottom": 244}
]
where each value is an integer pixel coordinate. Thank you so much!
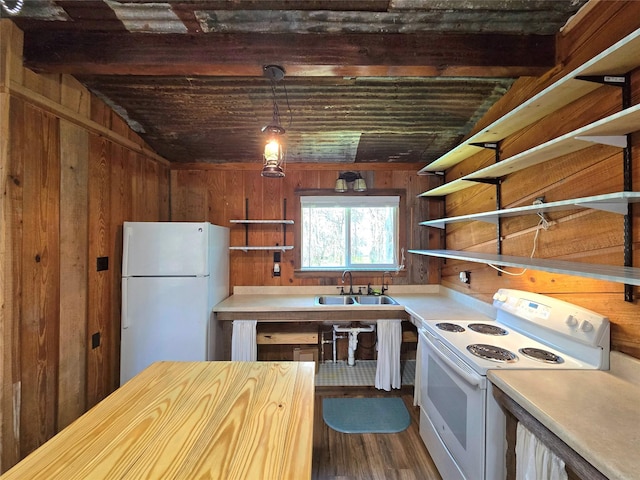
[{"left": 419, "top": 328, "right": 487, "bottom": 480}]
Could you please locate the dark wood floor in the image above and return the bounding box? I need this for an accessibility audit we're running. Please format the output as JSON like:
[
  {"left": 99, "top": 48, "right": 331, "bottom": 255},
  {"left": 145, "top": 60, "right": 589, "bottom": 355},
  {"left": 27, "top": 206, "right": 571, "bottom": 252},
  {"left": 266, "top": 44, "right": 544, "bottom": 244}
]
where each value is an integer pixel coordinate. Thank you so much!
[{"left": 312, "top": 386, "right": 442, "bottom": 480}]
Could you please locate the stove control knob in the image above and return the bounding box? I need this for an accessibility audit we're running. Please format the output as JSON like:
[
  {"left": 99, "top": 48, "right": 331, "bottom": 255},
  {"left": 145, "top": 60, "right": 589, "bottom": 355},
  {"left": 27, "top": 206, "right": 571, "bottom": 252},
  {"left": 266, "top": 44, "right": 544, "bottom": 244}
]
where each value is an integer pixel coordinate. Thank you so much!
[
  {"left": 493, "top": 293, "right": 508, "bottom": 303},
  {"left": 580, "top": 320, "right": 593, "bottom": 332},
  {"left": 565, "top": 315, "right": 578, "bottom": 327}
]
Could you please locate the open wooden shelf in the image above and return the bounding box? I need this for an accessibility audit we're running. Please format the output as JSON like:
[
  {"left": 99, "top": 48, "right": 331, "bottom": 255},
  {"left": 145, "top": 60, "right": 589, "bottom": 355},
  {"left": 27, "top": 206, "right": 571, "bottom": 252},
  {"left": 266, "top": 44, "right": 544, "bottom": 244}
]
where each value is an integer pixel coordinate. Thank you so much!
[
  {"left": 229, "top": 245, "right": 294, "bottom": 252},
  {"left": 413, "top": 28, "right": 640, "bottom": 295},
  {"left": 418, "top": 27, "right": 640, "bottom": 174},
  {"left": 419, "top": 104, "right": 640, "bottom": 197},
  {"left": 229, "top": 199, "right": 294, "bottom": 252},
  {"left": 420, "top": 192, "right": 640, "bottom": 229},
  {"left": 408, "top": 249, "right": 640, "bottom": 286}
]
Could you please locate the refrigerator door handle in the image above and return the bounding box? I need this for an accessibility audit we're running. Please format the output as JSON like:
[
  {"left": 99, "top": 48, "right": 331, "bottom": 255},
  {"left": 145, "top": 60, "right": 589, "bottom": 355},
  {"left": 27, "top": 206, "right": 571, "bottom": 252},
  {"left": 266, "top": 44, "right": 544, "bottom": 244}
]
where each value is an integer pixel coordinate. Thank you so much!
[
  {"left": 122, "top": 225, "right": 132, "bottom": 276},
  {"left": 122, "top": 278, "right": 130, "bottom": 329}
]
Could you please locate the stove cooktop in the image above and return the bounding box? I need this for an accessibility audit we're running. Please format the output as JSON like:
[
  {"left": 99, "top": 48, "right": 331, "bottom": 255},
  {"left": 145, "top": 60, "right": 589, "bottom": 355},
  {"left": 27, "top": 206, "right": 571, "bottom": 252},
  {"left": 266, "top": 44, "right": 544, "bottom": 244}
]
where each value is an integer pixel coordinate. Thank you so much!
[
  {"left": 423, "top": 289, "right": 610, "bottom": 375},
  {"left": 423, "top": 319, "right": 591, "bottom": 375}
]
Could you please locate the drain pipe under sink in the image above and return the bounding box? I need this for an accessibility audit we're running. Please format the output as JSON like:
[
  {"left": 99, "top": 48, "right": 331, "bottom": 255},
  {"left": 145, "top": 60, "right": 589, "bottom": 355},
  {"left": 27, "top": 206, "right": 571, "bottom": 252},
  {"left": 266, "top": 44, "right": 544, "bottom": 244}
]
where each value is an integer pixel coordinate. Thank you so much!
[{"left": 333, "top": 324, "right": 376, "bottom": 366}]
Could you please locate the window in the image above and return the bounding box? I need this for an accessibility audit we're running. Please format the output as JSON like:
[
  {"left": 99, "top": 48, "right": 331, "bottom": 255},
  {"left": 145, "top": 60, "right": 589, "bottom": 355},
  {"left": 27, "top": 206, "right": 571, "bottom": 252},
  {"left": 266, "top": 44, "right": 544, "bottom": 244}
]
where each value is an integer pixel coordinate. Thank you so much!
[{"left": 300, "top": 195, "right": 400, "bottom": 270}]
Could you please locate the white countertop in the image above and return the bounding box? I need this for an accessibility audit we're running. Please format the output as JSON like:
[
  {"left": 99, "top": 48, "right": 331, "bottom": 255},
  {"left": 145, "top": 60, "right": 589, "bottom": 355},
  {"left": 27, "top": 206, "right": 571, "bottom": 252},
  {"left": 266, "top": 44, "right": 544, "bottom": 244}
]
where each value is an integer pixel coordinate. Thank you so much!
[
  {"left": 488, "top": 352, "right": 640, "bottom": 480},
  {"left": 213, "top": 285, "right": 497, "bottom": 322}
]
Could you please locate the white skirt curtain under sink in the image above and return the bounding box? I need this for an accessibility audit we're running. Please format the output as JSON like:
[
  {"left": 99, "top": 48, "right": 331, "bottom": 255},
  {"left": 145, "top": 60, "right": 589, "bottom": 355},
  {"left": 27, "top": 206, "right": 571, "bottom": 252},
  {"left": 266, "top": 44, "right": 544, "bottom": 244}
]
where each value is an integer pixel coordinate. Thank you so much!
[{"left": 375, "top": 319, "right": 402, "bottom": 391}]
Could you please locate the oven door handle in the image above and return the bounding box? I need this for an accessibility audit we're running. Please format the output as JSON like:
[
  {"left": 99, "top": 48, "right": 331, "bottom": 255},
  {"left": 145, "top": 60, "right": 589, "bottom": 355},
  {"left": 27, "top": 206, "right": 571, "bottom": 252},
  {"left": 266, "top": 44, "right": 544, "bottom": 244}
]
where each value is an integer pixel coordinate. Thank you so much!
[{"left": 421, "top": 330, "right": 484, "bottom": 389}]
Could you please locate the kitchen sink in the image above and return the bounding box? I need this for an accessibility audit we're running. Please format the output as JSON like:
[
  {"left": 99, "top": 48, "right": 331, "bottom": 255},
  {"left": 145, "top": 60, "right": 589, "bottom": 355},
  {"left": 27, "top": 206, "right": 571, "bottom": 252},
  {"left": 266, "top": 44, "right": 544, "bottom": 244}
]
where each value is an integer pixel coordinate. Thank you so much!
[
  {"left": 314, "top": 295, "right": 398, "bottom": 306},
  {"left": 354, "top": 295, "right": 398, "bottom": 305},
  {"left": 316, "top": 295, "right": 356, "bottom": 305}
]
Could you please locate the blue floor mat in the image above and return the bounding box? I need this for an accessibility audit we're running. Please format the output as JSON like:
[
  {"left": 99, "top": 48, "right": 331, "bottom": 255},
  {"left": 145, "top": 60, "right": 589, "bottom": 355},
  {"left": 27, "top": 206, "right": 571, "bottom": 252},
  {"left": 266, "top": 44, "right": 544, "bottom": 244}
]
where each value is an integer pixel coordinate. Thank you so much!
[{"left": 322, "top": 397, "right": 411, "bottom": 434}]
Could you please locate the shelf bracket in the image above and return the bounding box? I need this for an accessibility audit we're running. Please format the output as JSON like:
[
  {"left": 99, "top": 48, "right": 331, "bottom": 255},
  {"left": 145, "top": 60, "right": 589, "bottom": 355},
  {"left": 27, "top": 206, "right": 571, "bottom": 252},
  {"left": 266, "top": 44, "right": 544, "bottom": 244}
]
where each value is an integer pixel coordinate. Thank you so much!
[
  {"left": 623, "top": 133, "right": 633, "bottom": 302},
  {"left": 577, "top": 73, "right": 634, "bottom": 301},
  {"left": 575, "top": 74, "right": 628, "bottom": 89},
  {"left": 283, "top": 198, "right": 288, "bottom": 247},
  {"left": 469, "top": 141, "right": 500, "bottom": 152},
  {"left": 619, "top": 75, "right": 634, "bottom": 302},
  {"left": 575, "top": 72, "right": 631, "bottom": 115},
  {"left": 471, "top": 141, "right": 503, "bottom": 271},
  {"left": 244, "top": 198, "right": 250, "bottom": 247},
  {"left": 467, "top": 178, "right": 501, "bottom": 185}
]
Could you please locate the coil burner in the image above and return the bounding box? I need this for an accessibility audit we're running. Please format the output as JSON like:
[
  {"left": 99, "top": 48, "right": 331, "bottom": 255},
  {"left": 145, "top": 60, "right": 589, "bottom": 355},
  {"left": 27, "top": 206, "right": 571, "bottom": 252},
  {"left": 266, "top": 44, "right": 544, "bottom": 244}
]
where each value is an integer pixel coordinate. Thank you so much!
[
  {"left": 436, "top": 322, "right": 466, "bottom": 333},
  {"left": 466, "top": 344, "right": 518, "bottom": 363},
  {"left": 468, "top": 323, "right": 508, "bottom": 336},
  {"left": 519, "top": 347, "right": 564, "bottom": 364}
]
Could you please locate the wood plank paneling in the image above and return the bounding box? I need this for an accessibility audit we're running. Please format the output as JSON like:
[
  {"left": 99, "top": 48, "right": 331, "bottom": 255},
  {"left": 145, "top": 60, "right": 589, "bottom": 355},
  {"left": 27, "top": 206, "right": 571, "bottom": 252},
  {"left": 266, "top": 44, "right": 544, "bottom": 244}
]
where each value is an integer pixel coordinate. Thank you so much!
[
  {"left": 86, "top": 134, "right": 111, "bottom": 406},
  {"left": 58, "top": 119, "right": 88, "bottom": 429},
  {"left": 18, "top": 101, "right": 60, "bottom": 456},
  {"left": 2, "top": 94, "right": 23, "bottom": 469},
  {"left": 107, "top": 143, "right": 125, "bottom": 395}
]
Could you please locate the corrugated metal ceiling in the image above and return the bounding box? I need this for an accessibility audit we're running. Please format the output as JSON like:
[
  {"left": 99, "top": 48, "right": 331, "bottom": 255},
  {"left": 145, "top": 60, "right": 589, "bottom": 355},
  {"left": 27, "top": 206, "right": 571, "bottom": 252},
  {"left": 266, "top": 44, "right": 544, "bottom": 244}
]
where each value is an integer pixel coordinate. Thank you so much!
[{"left": 7, "top": 0, "right": 588, "bottom": 165}]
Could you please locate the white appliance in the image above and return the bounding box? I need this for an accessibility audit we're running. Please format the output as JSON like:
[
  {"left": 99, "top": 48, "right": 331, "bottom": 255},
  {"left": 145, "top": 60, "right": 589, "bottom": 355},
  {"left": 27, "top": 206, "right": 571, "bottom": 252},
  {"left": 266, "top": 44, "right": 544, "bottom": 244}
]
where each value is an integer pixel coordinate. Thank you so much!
[
  {"left": 120, "top": 221, "right": 229, "bottom": 385},
  {"left": 417, "top": 289, "right": 610, "bottom": 480}
]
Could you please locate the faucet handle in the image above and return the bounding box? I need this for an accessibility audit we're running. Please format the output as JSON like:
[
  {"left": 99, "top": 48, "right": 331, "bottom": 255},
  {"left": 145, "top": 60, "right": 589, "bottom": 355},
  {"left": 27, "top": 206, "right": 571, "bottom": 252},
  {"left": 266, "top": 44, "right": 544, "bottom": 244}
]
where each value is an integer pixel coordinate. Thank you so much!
[
  {"left": 337, "top": 286, "right": 345, "bottom": 295},
  {"left": 357, "top": 286, "right": 364, "bottom": 295}
]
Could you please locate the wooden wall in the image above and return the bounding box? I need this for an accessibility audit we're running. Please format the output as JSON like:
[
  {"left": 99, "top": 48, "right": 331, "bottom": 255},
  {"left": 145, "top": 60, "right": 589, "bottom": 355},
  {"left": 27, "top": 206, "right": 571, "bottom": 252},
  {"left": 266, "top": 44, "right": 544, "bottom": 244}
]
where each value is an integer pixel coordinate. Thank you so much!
[
  {"left": 437, "top": 2, "right": 640, "bottom": 359},
  {"left": 170, "top": 164, "right": 440, "bottom": 289},
  {"left": 0, "top": 21, "right": 169, "bottom": 472}
]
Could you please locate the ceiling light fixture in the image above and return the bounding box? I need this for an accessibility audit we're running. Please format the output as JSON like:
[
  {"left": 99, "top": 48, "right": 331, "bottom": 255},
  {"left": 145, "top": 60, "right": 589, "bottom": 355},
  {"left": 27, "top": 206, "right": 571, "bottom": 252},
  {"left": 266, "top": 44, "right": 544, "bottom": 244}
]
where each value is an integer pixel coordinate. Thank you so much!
[
  {"left": 261, "top": 65, "right": 286, "bottom": 178},
  {"left": 0, "top": 0, "right": 24, "bottom": 15},
  {"left": 335, "top": 171, "right": 367, "bottom": 193}
]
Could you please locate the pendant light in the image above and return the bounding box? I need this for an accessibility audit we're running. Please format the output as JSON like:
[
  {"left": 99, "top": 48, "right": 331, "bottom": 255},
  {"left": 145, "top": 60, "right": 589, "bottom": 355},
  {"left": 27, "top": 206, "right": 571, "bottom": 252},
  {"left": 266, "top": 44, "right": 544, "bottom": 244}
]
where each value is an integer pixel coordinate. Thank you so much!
[{"left": 261, "top": 65, "right": 286, "bottom": 178}]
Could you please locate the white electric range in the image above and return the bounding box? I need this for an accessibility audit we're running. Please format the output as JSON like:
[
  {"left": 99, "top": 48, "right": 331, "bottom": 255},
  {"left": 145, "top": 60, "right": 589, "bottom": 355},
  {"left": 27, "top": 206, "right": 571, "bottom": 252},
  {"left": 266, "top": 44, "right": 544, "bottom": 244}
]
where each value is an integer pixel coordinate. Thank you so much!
[{"left": 417, "top": 288, "right": 610, "bottom": 480}]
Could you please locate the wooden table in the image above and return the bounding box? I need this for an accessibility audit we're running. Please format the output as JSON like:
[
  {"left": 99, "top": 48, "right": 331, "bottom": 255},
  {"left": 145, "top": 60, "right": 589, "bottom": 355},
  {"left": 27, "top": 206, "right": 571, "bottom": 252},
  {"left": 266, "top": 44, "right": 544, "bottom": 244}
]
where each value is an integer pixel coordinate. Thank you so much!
[{"left": 1, "top": 361, "right": 315, "bottom": 479}]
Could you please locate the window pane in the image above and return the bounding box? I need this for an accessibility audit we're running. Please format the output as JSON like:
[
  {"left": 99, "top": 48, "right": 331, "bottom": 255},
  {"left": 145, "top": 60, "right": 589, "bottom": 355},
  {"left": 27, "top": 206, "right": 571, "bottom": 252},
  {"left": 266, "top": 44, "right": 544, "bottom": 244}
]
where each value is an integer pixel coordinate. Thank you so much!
[
  {"left": 300, "top": 195, "right": 399, "bottom": 270},
  {"left": 302, "top": 207, "right": 346, "bottom": 267},
  {"left": 350, "top": 207, "right": 396, "bottom": 265}
]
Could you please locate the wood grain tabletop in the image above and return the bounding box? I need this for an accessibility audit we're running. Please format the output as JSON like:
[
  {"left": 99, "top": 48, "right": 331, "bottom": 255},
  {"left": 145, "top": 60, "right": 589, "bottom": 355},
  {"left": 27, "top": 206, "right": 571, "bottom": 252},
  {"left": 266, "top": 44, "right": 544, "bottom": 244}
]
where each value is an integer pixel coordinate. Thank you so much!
[{"left": 1, "top": 361, "right": 315, "bottom": 479}]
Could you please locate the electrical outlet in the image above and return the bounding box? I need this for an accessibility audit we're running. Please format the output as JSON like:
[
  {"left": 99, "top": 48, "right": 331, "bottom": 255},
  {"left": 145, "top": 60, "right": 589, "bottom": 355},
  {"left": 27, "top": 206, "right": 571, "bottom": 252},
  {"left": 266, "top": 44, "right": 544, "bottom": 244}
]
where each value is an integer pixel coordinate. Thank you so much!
[
  {"left": 273, "top": 252, "right": 281, "bottom": 277},
  {"left": 96, "top": 256, "right": 109, "bottom": 271}
]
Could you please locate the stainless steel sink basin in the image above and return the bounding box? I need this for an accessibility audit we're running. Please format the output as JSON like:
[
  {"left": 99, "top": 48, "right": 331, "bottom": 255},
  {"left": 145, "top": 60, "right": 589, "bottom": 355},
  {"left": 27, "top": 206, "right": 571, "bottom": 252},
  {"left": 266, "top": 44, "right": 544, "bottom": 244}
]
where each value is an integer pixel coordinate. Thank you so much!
[
  {"left": 314, "top": 294, "right": 397, "bottom": 305},
  {"left": 354, "top": 295, "right": 398, "bottom": 305},
  {"left": 315, "top": 295, "right": 356, "bottom": 305}
]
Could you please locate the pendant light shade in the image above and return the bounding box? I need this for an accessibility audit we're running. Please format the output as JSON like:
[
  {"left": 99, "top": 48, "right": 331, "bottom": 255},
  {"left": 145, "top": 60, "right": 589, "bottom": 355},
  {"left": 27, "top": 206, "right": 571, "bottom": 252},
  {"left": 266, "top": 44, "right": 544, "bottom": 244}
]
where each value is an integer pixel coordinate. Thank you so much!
[
  {"left": 261, "top": 124, "right": 285, "bottom": 178},
  {"left": 353, "top": 176, "right": 367, "bottom": 192},
  {"left": 334, "top": 178, "right": 348, "bottom": 192},
  {"left": 261, "top": 65, "right": 287, "bottom": 178}
]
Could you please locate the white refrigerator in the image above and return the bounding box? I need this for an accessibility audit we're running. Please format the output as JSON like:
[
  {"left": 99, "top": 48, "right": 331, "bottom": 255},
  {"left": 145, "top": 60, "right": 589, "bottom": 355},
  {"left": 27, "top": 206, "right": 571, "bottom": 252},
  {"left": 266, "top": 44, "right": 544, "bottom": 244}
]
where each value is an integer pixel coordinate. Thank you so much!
[{"left": 120, "top": 221, "right": 229, "bottom": 385}]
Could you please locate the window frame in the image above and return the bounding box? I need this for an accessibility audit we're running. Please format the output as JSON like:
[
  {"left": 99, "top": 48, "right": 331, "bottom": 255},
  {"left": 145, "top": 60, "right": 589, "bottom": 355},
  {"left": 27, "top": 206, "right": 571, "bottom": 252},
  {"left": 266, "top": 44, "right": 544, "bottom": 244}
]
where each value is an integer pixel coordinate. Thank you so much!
[{"left": 294, "top": 189, "right": 407, "bottom": 277}]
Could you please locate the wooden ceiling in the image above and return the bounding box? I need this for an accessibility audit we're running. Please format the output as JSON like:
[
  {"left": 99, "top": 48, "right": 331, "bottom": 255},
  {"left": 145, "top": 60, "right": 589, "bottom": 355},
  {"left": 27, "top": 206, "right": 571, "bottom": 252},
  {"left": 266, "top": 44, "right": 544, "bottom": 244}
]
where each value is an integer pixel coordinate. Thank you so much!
[{"left": 7, "top": 0, "right": 588, "bottom": 165}]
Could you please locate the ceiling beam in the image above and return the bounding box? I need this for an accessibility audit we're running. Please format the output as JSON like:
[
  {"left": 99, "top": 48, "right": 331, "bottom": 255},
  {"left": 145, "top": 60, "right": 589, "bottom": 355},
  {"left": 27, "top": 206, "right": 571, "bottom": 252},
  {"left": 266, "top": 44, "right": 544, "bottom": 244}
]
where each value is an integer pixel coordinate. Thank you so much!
[{"left": 22, "top": 31, "right": 554, "bottom": 77}]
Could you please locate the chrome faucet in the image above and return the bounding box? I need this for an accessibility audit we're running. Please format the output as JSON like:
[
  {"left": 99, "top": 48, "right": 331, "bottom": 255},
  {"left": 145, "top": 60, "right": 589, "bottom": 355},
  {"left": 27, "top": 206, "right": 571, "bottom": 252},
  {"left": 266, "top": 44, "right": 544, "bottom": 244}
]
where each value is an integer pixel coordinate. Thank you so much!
[
  {"left": 342, "top": 270, "right": 354, "bottom": 295},
  {"left": 381, "top": 271, "right": 391, "bottom": 294}
]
